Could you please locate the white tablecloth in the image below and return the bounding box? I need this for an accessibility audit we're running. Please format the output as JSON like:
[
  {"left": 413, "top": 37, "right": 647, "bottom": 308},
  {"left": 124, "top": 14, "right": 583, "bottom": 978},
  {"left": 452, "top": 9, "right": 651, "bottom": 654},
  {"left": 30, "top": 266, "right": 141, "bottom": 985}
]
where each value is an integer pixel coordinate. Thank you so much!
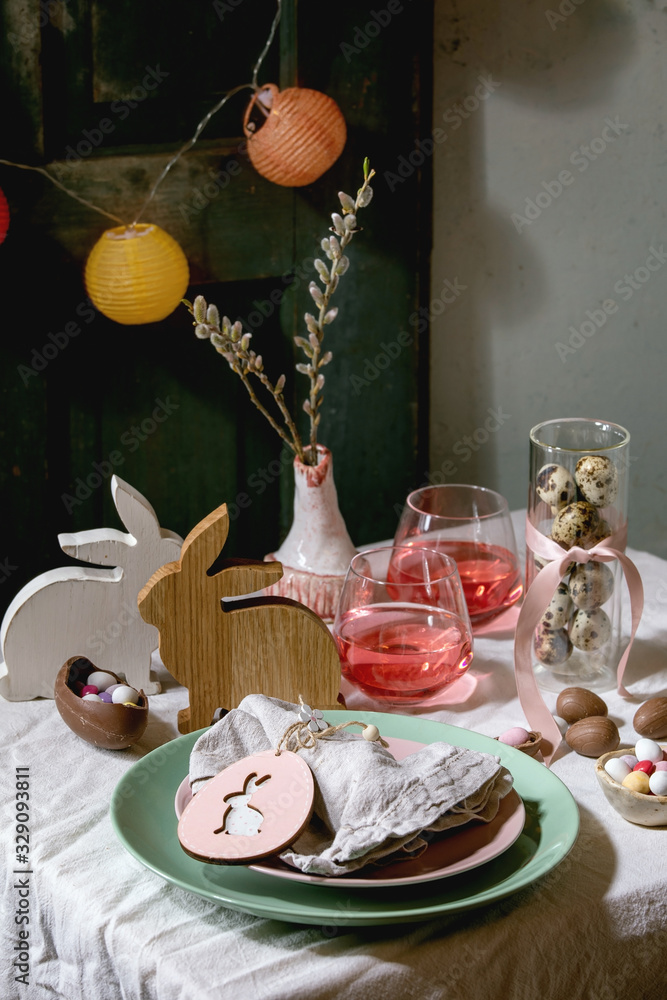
[{"left": 2, "top": 516, "right": 667, "bottom": 1000}]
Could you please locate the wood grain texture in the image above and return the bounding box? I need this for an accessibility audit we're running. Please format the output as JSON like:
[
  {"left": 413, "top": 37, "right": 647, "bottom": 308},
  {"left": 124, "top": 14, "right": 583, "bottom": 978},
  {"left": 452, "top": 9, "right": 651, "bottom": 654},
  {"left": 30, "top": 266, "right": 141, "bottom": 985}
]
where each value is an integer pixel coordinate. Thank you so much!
[{"left": 138, "top": 502, "right": 344, "bottom": 733}]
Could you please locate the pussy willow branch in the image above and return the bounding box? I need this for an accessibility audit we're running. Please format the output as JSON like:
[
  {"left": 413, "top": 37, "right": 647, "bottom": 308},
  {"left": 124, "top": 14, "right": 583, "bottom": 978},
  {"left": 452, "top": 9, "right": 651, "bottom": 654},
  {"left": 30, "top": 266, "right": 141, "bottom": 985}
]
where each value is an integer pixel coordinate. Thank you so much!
[
  {"left": 186, "top": 160, "right": 374, "bottom": 466},
  {"left": 301, "top": 159, "right": 375, "bottom": 454}
]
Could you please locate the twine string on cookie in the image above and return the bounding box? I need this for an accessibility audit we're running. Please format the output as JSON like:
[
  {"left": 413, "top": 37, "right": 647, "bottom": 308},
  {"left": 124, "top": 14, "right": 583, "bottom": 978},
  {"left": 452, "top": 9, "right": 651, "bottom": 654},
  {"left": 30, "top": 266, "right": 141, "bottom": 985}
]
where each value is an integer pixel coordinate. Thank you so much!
[{"left": 275, "top": 719, "right": 389, "bottom": 755}]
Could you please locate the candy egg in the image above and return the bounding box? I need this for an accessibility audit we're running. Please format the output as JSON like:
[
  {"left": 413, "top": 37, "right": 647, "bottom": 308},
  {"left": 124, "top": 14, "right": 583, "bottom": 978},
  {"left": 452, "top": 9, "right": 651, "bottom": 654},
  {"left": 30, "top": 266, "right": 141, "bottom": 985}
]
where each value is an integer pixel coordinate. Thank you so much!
[
  {"left": 633, "top": 697, "right": 667, "bottom": 740},
  {"left": 536, "top": 464, "right": 576, "bottom": 512},
  {"left": 570, "top": 607, "right": 612, "bottom": 651},
  {"left": 498, "top": 726, "right": 530, "bottom": 746},
  {"left": 622, "top": 771, "right": 650, "bottom": 794},
  {"left": 633, "top": 760, "right": 655, "bottom": 776},
  {"left": 604, "top": 757, "right": 631, "bottom": 783},
  {"left": 621, "top": 754, "right": 638, "bottom": 769},
  {"left": 534, "top": 623, "right": 572, "bottom": 665},
  {"left": 86, "top": 670, "right": 117, "bottom": 692},
  {"left": 98, "top": 691, "right": 113, "bottom": 703},
  {"left": 634, "top": 738, "right": 663, "bottom": 763},
  {"left": 565, "top": 715, "right": 619, "bottom": 757},
  {"left": 111, "top": 684, "right": 139, "bottom": 705},
  {"left": 649, "top": 771, "right": 667, "bottom": 796},
  {"left": 81, "top": 684, "right": 99, "bottom": 696},
  {"left": 654, "top": 761, "right": 667, "bottom": 772},
  {"left": 575, "top": 455, "right": 618, "bottom": 508},
  {"left": 82, "top": 692, "right": 103, "bottom": 701},
  {"left": 551, "top": 501, "right": 600, "bottom": 550},
  {"left": 568, "top": 561, "right": 614, "bottom": 611},
  {"left": 539, "top": 583, "right": 573, "bottom": 630},
  {"left": 556, "top": 686, "right": 608, "bottom": 724}
]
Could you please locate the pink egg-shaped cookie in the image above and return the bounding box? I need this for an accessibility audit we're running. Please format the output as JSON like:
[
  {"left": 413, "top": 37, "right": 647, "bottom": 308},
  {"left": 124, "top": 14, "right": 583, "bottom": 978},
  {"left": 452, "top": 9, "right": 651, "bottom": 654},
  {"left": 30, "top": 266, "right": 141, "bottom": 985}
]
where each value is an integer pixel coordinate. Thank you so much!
[{"left": 178, "top": 750, "right": 314, "bottom": 865}]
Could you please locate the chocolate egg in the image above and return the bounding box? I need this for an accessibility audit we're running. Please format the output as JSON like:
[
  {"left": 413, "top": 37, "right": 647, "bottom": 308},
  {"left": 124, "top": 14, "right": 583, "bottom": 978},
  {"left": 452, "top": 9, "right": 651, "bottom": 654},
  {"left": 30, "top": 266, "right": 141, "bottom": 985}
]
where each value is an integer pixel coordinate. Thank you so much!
[
  {"left": 534, "top": 622, "right": 572, "bottom": 665},
  {"left": 551, "top": 501, "right": 600, "bottom": 550},
  {"left": 633, "top": 697, "right": 667, "bottom": 740},
  {"left": 569, "top": 561, "right": 615, "bottom": 611},
  {"left": 565, "top": 716, "right": 619, "bottom": 757},
  {"left": 54, "top": 656, "right": 148, "bottom": 750},
  {"left": 539, "top": 582, "right": 573, "bottom": 630},
  {"left": 575, "top": 455, "right": 618, "bottom": 507},
  {"left": 536, "top": 464, "right": 576, "bottom": 512},
  {"left": 556, "top": 686, "right": 608, "bottom": 724},
  {"left": 570, "top": 607, "right": 612, "bottom": 651}
]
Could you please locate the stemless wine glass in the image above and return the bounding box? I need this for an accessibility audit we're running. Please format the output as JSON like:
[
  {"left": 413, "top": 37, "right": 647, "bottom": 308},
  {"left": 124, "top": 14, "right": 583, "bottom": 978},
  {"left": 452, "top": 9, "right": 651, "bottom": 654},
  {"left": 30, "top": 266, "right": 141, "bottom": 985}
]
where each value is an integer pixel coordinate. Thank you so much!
[
  {"left": 332, "top": 545, "right": 473, "bottom": 705},
  {"left": 393, "top": 485, "right": 523, "bottom": 627}
]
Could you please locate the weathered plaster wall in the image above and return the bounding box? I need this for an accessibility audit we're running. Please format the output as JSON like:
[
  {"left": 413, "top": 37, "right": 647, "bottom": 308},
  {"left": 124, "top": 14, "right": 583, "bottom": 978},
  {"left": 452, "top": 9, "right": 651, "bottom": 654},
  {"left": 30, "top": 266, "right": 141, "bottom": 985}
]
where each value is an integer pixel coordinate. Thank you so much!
[{"left": 431, "top": 0, "right": 666, "bottom": 560}]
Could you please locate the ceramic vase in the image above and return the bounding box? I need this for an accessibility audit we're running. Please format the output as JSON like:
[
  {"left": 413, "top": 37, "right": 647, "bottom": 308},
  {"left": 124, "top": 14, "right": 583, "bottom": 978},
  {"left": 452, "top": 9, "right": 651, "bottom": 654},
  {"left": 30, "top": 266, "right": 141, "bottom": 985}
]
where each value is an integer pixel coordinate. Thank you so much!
[{"left": 264, "top": 445, "right": 356, "bottom": 622}]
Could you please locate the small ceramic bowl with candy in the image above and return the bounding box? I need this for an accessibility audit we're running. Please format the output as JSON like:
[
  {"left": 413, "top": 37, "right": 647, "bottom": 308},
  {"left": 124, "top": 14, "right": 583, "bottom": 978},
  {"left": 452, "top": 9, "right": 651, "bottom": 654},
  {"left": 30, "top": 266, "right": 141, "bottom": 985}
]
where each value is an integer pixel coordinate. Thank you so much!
[
  {"left": 54, "top": 656, "right": 148, "bottom": 750},
  {"left": 595, "top": 737, "right": 667, "bottom": 827}
]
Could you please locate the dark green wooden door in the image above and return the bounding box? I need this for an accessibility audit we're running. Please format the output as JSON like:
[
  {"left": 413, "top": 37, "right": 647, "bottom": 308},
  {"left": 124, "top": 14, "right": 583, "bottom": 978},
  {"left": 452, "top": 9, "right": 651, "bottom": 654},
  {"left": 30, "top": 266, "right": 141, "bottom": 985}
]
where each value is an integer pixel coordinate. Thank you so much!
[{"left": 0, "top": 0, "right": 432, "bottom": 618}]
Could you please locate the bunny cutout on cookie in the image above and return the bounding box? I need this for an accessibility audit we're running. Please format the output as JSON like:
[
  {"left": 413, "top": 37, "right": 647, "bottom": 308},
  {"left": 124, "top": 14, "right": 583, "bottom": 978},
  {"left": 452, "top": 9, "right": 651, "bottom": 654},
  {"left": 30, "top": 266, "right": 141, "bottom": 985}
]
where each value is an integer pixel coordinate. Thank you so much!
[
  {"left": 214, "top": 773, "right": 272, "bottom": 836},
  {"left": 138, "top": 502, "right": 343, "bottom": 733},
  {"left": 0, "top": 476, "right": 183, "bottom": 700}
]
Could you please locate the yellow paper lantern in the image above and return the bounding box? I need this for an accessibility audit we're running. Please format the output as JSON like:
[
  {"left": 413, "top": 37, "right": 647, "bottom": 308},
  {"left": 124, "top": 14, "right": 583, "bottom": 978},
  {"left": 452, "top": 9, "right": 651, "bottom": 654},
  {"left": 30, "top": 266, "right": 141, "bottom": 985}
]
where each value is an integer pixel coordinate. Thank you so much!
[{"left": 84, "top": 223, "right": 189, "bottom": 325}]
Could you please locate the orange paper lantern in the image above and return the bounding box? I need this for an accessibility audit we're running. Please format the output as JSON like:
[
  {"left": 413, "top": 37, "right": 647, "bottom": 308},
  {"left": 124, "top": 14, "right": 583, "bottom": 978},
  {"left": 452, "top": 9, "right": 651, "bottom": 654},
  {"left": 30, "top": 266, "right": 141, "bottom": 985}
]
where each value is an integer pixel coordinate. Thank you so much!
[
  {"left": 84, "top": 223, "right": 189, "bottom": 325},
  {"left": 0, "top": 185, "right": 9, "bottom": 245},
  {"left": 243, "top": 84, "right": 346, "bottom": 187}
]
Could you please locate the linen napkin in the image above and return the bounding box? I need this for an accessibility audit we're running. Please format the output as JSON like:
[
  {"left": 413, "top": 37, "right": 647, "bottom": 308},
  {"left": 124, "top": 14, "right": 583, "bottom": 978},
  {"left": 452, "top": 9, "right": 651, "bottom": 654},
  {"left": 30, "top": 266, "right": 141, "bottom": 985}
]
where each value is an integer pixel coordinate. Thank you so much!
[{"left": 189, "top": 694, "right": 513, "bottom": 876}]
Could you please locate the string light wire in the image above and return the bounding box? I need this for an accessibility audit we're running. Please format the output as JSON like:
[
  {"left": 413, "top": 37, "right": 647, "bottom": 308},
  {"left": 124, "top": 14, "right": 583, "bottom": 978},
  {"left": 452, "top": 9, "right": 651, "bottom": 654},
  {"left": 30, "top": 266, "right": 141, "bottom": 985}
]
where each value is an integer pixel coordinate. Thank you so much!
[{"left": 0, "top": 0, "right": 282, "bottom": 228}]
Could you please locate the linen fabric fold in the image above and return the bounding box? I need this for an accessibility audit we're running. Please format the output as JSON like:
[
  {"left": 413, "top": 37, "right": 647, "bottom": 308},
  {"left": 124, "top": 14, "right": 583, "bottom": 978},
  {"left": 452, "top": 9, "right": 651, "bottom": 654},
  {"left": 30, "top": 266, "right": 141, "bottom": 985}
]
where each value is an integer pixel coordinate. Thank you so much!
[{"left": 188, "top": 695, "right": 513, "bottom": 877}]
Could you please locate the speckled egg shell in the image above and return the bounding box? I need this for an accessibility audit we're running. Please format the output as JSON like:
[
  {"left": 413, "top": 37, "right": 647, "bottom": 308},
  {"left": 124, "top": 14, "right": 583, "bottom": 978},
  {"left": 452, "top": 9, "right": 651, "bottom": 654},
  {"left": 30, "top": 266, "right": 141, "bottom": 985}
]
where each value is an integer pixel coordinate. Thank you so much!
[
  {"left": 551, "top": 501, "right": 600, "bottom": 550},
  {"left": 569, "top": 561, "right": 615, "bottom": 611},
  {"left": 570, "top": 607, "right": 612, "bottom": 651},
  {"left": 534, "top": 622, "right": 573, "bottom": 665},
  {"left": 539, "top": 582, "right": 573, "bottom": 630},
  {"left": 536, "top": 464, "right": 576, "bottom": 512},
  {"left": 565, "top": 715, "right": 619, "bottom": 757},
  {"left": 575, "top": 455, "right": 618, "bottom": 507},
  {"left": 591, "top": 517, "right": 612, "bottom": 544}
]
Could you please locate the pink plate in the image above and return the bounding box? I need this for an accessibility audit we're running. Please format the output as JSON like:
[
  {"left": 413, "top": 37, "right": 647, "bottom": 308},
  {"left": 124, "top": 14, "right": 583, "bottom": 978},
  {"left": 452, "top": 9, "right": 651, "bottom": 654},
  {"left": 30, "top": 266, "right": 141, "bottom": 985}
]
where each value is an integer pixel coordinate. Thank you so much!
[{"left": 174, "top": 735, "right": 526, "bottom": 888}]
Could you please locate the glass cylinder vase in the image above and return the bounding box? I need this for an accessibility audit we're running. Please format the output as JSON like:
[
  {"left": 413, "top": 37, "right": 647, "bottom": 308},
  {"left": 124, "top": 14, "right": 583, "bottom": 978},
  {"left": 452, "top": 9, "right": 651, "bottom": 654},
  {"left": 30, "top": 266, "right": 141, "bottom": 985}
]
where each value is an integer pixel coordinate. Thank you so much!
[{"left": 526, "top": 418, "right": 630, "bottom": 692}]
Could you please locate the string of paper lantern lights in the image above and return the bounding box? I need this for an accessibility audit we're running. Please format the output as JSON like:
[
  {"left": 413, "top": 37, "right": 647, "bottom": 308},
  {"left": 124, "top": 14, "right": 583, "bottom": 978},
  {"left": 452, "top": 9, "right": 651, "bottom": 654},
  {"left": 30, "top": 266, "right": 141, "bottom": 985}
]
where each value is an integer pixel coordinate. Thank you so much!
[{"left": 0, "top": 0, "right": 347, "bottom": 325}]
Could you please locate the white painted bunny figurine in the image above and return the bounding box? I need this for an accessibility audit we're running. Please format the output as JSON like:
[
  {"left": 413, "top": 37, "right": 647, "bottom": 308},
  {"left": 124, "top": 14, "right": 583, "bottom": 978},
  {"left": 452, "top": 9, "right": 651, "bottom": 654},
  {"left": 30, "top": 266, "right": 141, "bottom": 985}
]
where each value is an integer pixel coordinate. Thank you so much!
[{"left": 0, "top": 476, "right": 183, "bottom": 701}]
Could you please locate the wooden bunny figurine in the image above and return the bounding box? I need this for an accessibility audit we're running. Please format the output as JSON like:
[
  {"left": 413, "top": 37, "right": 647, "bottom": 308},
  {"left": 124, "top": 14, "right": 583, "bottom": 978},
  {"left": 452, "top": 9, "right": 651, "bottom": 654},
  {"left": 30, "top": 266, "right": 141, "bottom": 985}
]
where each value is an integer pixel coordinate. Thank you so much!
[
  {"left": 0, "top": 476, "right": 183, "bottom": 700},
  {"left": 138, "top": 503, "right": 343, "bottom": 733}
]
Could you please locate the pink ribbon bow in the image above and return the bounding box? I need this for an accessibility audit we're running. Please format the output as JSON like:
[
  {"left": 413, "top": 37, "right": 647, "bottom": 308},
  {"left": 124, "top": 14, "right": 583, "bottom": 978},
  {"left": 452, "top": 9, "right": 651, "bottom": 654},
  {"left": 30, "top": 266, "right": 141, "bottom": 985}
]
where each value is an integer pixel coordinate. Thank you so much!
[{"left": 514, "top": 517, "right": 644, "bottom": 766}]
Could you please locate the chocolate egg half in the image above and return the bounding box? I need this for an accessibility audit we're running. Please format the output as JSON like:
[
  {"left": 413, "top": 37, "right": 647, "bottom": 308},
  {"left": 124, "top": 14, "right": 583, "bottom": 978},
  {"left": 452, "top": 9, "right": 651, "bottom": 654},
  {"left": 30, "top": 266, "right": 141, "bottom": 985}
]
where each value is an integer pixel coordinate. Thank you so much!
[{"left": 54, "top": 656, "right": 148, "bottom": 750}]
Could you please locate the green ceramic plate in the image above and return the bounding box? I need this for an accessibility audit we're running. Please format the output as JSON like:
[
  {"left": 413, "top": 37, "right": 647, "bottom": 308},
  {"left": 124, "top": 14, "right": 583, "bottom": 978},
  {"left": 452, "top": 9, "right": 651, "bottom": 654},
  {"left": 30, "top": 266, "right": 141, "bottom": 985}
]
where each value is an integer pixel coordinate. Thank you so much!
[{"left": 110, "top": 712, "right": 579, "bottom": 927}]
